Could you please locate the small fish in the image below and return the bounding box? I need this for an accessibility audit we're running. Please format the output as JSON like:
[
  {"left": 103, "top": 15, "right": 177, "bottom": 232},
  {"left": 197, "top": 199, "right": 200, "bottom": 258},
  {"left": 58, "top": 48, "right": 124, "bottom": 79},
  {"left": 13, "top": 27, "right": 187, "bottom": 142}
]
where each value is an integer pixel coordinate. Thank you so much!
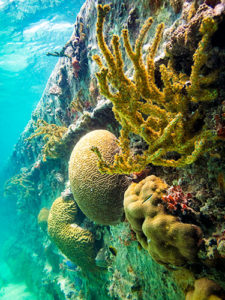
[
  {"left": 142, "top": 194, "right": 153, "bottom": 204},
  {"left": 109, "top": 246, "right": 117, "bottom": 256}
]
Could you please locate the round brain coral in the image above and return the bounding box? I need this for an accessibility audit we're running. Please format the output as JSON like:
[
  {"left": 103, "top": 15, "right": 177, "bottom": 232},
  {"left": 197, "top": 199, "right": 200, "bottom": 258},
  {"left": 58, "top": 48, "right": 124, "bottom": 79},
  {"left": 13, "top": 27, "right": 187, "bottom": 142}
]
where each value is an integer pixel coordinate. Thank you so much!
[
  {"left": 69, "top": 130, "right": 128, "bottom": 225},
  {"left": 48, "top": 196, "right": 95, "bottom": 270},
  {"left": 124, "top": 175, "right": 202, "bottom": 268}
]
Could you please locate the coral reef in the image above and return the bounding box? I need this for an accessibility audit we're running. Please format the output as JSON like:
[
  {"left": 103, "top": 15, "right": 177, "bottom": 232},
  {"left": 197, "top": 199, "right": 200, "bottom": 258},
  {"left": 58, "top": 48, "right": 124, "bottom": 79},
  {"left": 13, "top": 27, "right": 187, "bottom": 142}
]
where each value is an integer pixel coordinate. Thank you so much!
[
  {"left": 3, "top": 0, "right": 225, "bottom": 299},
  {"left": 186, "top": 277, "right": 225, "bottom": 300},
  {"left": 27, "top": 119, "right": 67, "bottom": 161},
  {"left": 69, "top": 130, "right": 129, "bottom": 225},
  {"left": 92, "top": 4, "right": 219, "bottom": 174},
  {"left": 48, "top": 195, "right": 95, "bottom": 271},
  {"left": 124, "top": 175, "right": 202, "bottom": 268},
  {"left": 37, "top": 208, "right": 49, "bottom": 230}
]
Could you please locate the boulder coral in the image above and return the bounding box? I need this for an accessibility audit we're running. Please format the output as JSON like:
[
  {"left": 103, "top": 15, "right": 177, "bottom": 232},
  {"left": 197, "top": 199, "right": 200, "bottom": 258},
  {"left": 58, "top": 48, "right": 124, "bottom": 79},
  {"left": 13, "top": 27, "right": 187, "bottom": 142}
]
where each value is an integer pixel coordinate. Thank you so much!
[
  {"left": 69, "top": 129, "right": 128, "bottom": 225},
  {"left": 48, "top": 196, "right": 95, "bottom": 270},
  {"left": 37, "top": 207, "right": 49, "bottom": 230},
  {"left": 124, "top": 175, "right": 202, "bottom": 268},
  {"left": 186, "top": 278, "right": 225, "bottom": 300}
]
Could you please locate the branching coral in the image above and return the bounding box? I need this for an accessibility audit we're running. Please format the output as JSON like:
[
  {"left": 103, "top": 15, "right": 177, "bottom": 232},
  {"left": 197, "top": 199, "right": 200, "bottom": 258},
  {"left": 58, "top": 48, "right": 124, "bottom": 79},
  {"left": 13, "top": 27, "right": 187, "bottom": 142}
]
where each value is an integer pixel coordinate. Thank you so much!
[
  {"left": 92, "top": 4, "right": 218, "bottom": 174},
  {"left": 4, "top": 173, "right": 35, "bottom": 200},
  {"left": 27, "top": 119, "right": 67, "bottom": 161}
]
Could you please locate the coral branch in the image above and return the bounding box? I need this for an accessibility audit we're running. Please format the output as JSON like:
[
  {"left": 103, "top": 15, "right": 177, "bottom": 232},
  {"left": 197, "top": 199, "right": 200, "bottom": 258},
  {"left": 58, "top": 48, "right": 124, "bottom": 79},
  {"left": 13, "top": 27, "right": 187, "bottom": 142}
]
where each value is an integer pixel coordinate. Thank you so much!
[{"left": 93, "top": 5, "right": 218, "bottom": 174}]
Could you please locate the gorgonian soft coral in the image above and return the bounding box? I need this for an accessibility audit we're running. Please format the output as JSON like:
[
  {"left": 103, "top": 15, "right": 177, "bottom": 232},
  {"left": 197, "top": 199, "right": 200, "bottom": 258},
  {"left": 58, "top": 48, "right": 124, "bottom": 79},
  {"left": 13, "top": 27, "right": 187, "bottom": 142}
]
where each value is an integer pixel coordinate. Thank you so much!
[{"left": 92, "top": 4, "right": 219, "bottom": 174}]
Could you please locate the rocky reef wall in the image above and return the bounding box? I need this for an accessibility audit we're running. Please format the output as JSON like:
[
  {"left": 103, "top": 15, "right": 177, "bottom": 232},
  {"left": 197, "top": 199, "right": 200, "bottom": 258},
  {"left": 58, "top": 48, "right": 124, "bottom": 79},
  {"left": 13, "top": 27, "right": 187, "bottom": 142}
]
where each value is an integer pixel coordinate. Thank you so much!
[{"left": 3, "top": 0, "right": 225, "bottom": 299}]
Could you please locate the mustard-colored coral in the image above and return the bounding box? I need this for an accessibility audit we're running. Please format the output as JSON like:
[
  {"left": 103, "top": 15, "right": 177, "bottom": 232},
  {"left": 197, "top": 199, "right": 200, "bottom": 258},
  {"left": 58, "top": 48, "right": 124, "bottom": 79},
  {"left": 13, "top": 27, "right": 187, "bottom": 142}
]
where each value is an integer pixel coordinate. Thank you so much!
[
  {"left": 48, "top": 196, "right": 95, "bottom": 270},
  {"left": 27, "top": 119, "right": 67, "bottom": 161},
  {"left": 69, "top": 130, "right": 128, "bottom": 225},
  {"left": 124, "top": 175, "right": 202, "bottom": 268},
  {"left": 4, "top": 173, "right": 34, "bottom": 199},
  {"left": 186, "top": 278, "right": 224, "bottom": 300},
  {"left": 38, "top": 207, "right": 49, "bottom": 230},
  {"left": 92, "top": 4, "right": 218, "bottom": 174}
]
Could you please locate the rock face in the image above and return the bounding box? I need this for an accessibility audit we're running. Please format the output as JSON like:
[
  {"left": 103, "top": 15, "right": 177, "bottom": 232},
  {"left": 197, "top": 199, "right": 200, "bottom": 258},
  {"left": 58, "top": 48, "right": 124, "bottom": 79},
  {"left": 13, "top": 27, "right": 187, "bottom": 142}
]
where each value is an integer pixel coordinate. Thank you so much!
[{"left": 3, "top": 0, "right": 225, "bottom": 299}]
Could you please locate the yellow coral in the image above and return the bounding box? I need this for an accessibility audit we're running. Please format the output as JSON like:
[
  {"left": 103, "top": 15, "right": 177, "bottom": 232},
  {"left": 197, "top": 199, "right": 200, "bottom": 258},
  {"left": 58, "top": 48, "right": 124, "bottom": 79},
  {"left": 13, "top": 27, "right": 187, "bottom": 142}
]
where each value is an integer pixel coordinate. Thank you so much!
[
  {"left": 124, "top": 175, "right": 202, "bottom": 268},
  {"left": 92, "top": 5, "right": 218, "bottom": 174},
  {"left": 38, "top": 207, "right": 49, "bottom": 230},
  {"left": 186, "top": 278, "right": 224, "bottom": 300},
  {"left": 27, "top": 119, "right": 67, "bottom": 161},
  {"left": 4, "top": 173, "right": 34, "bottom": 199},
  {"left": 69, "top": 130, "right": 128, "bottom": 225},
  {"left": 48, "top": 196, "right": 95, "bottom": 270}
]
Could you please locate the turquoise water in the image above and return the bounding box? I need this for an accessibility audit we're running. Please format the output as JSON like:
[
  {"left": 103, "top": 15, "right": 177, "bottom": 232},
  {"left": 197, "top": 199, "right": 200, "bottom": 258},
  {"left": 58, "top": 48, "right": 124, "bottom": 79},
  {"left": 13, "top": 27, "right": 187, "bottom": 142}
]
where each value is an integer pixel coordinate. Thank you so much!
[
  {"left": 0, "top": 0, "right": 84, "bottom": 296},
  {"left": 0, "top": 0, "right": 84, "bottom": 170}
]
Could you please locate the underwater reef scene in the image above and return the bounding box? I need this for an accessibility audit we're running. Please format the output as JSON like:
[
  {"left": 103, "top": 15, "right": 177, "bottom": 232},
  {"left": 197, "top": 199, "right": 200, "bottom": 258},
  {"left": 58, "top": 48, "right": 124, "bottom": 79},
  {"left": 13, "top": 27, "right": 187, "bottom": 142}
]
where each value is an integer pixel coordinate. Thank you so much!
[{"left": 1, "top": 0, "right": 225, "bottom": 299}]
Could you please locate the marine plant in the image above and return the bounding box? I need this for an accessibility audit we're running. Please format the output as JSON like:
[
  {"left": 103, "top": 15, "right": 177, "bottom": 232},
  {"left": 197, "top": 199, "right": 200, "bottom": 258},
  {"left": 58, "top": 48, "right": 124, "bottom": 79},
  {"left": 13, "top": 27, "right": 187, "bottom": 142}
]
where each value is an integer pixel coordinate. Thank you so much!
[
  {"left": 28, "top": 119, "right": 67, "bottom": 161},
  {"left": 92, "top": 4, "right": 219, "bottom": 174}
]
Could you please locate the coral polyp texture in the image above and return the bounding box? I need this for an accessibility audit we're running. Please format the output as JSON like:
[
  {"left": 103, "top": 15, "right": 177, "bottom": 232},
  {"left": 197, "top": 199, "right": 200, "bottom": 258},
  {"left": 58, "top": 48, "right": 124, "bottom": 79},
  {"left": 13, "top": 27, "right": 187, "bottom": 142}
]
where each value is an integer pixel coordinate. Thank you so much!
[
  {"left": 69, "top": 129, "right": 128, "bottom": 225},
  {"left": 92, "top": 4, "right": 218, "bottom": 174},
  {"left": 186, "top": 278, "right": 225, "bottom": 300},
  {"left": 47, "top": 196, "right": 95, "bottom": 270},
  {"left": 124, "top": 175, "right": 202, "bottom": 268}
]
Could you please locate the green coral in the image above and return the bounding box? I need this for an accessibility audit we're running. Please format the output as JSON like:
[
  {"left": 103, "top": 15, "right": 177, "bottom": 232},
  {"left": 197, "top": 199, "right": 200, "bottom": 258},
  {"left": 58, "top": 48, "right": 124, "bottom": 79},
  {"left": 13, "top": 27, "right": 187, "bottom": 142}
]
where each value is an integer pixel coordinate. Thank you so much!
[
  {"left": 48, "top": 196, "right": 96, "bottom": 271},
  {"left": 92, "top": 4, "right": 218, "bottom": 174},
  {"left": 27, "top": 119, "right": 67, "bottom": 161}
]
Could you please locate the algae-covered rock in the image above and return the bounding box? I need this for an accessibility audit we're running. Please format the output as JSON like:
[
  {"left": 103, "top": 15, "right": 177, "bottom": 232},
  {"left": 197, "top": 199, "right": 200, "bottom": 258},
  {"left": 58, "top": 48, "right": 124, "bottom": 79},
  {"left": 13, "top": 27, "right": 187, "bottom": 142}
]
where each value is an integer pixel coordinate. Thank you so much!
[
  {"left": 69, "top": 129, "right": 128, "bottom": 225},
  {"left": 48, "top": 196, "right": 95, "bottom": 271},
  {"left": 124, "top": 175, "right": 202, "bottom": 268}
]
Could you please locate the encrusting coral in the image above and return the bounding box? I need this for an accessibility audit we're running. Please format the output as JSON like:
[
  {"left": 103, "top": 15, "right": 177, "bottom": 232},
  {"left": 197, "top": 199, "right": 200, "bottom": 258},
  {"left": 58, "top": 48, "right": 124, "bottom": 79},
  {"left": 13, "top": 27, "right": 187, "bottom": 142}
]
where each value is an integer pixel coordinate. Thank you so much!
[
  {"left": 69, "top": 130, "right": 129, "bottom": 225},
  {"left": 185, "top": 277, "right": 225, "bottom": 300},
  {"left": 92, "top": 4, "right": 219, "bottom": 174},
  {"left": 37, "top": 207, "right": 49, "bottom": 230},
  {"left": 124, "top": 175, "right": 202, "bottom": 268},
  {"left": 27, "top": 119, "right": 67, "bottom": 161},
  {"left": 48, "top": 196, "right": 95, "bottom": 270}
]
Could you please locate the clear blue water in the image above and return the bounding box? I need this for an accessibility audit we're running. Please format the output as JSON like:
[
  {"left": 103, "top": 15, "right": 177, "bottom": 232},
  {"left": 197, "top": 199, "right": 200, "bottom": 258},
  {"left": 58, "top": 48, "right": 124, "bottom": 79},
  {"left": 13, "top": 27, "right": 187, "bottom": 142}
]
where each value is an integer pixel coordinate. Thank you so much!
[
  {"left": 0, "top": 0, "right": 84, "bottom": 296},
  {"left": 0, "top": 0, "right": 84, "bottom": 170}
]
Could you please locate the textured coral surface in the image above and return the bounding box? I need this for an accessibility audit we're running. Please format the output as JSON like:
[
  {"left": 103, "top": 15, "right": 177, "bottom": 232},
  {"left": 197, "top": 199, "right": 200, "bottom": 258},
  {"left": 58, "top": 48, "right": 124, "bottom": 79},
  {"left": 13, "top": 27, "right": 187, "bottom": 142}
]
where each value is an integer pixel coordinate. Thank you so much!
[
  {"left": 124, "top": 175, "right": 202, "bottom": 267},
  {"left": 69, "top": 130, "right": 128, "bottom": 225},
  {"left": 48, "top": 196, "right": 95, "bottom": 270}
]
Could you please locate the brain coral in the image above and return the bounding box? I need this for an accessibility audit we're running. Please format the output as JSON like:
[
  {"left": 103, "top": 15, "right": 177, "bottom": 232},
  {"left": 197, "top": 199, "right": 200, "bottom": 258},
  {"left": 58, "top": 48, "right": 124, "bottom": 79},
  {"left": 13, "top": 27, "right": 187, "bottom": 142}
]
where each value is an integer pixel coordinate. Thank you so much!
[
  {"left": 38, "top": 207, "right": 49, "bottom": 230},
  {"left": 124, "top": 175, "right": 202, "bottom": 268},
  {"left": 48, "top": 196, "right": 95, "bottom": 270},
  {"left": 69, "top": 130, "right": 128, "bottom": 225}
]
